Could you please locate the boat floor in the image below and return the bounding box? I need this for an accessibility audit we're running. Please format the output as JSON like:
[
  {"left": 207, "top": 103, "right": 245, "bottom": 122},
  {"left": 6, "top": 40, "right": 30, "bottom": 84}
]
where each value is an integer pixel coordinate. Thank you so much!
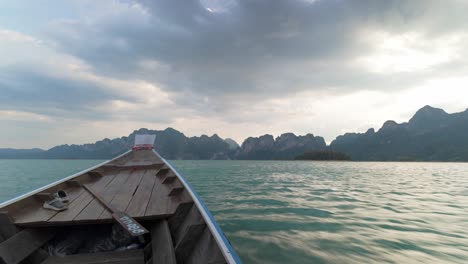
[{"left": 3, "top": 150, "right": 191, "bottom": 227}]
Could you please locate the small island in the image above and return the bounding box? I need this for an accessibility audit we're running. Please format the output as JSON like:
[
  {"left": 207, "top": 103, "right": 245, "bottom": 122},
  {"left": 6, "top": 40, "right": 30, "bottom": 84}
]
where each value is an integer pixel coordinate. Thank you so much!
[{"left": 295, "top": 150, "right": 351, "bottom": 161}]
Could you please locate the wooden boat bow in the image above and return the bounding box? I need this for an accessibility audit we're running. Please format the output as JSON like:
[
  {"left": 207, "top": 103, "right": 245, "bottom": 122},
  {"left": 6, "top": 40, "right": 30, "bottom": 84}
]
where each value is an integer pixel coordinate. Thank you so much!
[{"left": 0, "top": 135, "right": 241, "bottom": 264}]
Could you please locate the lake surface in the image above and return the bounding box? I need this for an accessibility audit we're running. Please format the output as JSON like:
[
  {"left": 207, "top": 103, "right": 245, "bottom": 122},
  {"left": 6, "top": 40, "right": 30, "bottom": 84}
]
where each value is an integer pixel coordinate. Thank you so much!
[{"left": 1, "top": 160, "right": 468, "bottom": 263}]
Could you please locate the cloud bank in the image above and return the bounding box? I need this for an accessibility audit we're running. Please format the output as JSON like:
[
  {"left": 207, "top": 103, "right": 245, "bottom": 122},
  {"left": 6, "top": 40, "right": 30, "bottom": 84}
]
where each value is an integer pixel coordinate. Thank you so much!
[{"left": 1, "top": 0, "right": 468, "bottom": 148}]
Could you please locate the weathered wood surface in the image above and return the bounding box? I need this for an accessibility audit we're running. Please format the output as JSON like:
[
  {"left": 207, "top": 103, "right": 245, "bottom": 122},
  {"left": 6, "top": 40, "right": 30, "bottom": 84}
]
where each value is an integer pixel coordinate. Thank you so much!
[
  {"left": 14, "top": 173, "right": 113, "bottom": 225},
  {"left": 0, "top": 228, "right": 55, "bottom": 264},
  {"left": 187, "top": 228, "right": 227, "bottom": 264},
  {"left": 150, "top": 220, "right": 176, "bottom": 264},
  {"left": 168, "top": 202, "right": 194, "bottom": 235},
  {"left": 102, "top": 163, "right": 164, "bottom": 170},
  {"left": 42, "top": 249, "right": 144, "bottom": 264},
  {"left": 75, "top": 171, "right": 129, "bottom": 221},
  {"left": 175, "top": 224, "right": 206, "bottom": 263},
  {"left": 6, "top": 149, "right": 192, "bottom": 226},
  {"left": 173, "top": 204, "right": 207, "bottom": 263},
  {"left": 0, "top": 148, "right": 230, "bottom": 264},
  {"left": 49, "top": 173, "right": 116, "bottom": 223},
  {"left": 173, "top": 204, "right": 205, "bottom": 244},
  {"left": 145, "top": 173, "right": 191, "bottom": 218},
  {"left": 125, "top": 169, "right": 157, "bottom": 217},
  {"left": 99, "top": 170, "right": 145, "bottom": 219}
]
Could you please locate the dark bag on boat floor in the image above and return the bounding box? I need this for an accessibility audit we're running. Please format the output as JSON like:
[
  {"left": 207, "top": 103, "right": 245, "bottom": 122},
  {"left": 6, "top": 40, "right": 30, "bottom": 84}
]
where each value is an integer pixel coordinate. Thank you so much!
[{"left": 48, "top": 224, "right": 137, "bottom": 256}]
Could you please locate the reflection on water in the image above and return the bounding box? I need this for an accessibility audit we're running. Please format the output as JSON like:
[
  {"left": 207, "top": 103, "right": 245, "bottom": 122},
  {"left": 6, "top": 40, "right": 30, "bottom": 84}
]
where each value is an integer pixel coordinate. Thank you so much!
[
  {"left": 1, "top": 160, "right": 468, "bottom": 263},
  {"left": 173, "top": 161, "right": 468, "bottom": 264}
]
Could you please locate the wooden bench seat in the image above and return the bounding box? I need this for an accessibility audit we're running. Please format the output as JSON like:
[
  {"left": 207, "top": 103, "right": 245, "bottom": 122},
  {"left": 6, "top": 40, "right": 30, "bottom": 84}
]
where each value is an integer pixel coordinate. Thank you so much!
[
  {"left": 0, "top": 228, "right": 55, "bottom": 264},
  {"left": 41, "top": 249, "right": 144, "bottom": 264}
]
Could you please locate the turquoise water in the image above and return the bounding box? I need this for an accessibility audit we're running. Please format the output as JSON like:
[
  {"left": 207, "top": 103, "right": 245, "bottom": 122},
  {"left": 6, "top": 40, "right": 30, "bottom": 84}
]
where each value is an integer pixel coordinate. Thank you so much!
[{"left": 1, "top": 160, "right": 468, "bottom": 263}]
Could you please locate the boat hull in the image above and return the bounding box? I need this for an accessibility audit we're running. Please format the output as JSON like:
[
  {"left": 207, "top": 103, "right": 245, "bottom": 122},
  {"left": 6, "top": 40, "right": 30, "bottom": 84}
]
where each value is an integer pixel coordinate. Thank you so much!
[{"left": 0, "top": 148, "right": 241, "bottom": 264}]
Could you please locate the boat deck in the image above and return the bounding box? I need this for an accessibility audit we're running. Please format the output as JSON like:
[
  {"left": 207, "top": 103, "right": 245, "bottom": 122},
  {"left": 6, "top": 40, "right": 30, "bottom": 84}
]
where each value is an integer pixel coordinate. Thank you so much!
[{"left": 2, "top": 150, "right": 191, "bottom": 227}]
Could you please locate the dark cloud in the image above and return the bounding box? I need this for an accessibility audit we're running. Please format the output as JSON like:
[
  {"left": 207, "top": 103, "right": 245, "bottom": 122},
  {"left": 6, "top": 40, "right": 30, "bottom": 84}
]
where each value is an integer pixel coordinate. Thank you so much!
[
  {"left": 0, "top": 68, "right": 112, "bottom": 117},
  {"left": 42, "top": 0, "right": 468, "bottom": 112},
  {"left": 2, "top": 0, "right": 468, "bottom": 148},
  {"left": 3, "top": 0, "right": 467, "bottom": 124},
  {"left": 0, "top": 67, "right": 174, "bottom": 122}
]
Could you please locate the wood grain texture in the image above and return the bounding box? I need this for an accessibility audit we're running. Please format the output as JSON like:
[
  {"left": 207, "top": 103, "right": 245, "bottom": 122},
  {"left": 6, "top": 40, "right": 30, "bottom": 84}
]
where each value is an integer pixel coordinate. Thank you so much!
[
  {"left": 168, "top": 202, "right": 194, "bottom": 236},
  {"left": 99, "top": 169, "right": 146, "bottom": 219},
  {"left": 49, "top": 173, "right": 116, "bottom": 223},
  {"left": 12, "top": 201, "right": 57, "bottom": 225},
  {"left": 144, "top": 178, "right": 172, "bottom": 217},
  {"left": 145, "top": 177, "right": 191, "bottom": 218},
  {"left": 186, "top": 227, "right": 227, "bottom": 264},
  {"left": 102, "top": 164, "right": 163, "bottom": 170},
  {"left": 0, "top": 149, "right": 230, "bottom": 264},
  {"left": 0, "top": 228, "right": 55, "bottom": 264},
  {"left": 174, "top": 224, "right": 206, "bottom": 263},
  {"left": 172, "top": 203, "right": 207, "bottom": 263},
  {"left": 74, "top": 170, "right": 129, "bottom": 221},
  {"left": 173, "top": 204, "right": 205, "bottom": 244},
  {"left": 150, "top": 220, "right": 176, "bottom": 264},
  {"left": 125, "top": 169, "right": 158, "bottom": 217}
]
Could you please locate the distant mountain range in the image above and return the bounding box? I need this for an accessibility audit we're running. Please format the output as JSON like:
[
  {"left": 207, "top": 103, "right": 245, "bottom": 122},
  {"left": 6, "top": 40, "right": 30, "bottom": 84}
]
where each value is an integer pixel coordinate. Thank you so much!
[
  {"left": 237, "top": 133, "right": 326, "bottom": 160},
  {"left": 330, "top": 105, "right": 468, "bottom": 161},
  {"left": 1, "top": 105, "right": 468, "bottom": 161}
]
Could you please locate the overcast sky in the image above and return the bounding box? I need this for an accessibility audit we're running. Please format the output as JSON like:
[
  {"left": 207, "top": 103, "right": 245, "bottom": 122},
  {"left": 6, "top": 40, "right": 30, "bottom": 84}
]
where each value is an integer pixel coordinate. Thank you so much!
[{"left": 1, "top": 0, "right": 468, "bottom": 148}]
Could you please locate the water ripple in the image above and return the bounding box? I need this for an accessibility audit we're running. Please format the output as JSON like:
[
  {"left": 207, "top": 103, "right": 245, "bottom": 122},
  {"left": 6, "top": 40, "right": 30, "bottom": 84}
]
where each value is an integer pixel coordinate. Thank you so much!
[
  {"left": 175, "top": 160, "right": 468, "bottom": 264},
  {"left": 2, "top": 160, "right": 468, "bottom": 263}
]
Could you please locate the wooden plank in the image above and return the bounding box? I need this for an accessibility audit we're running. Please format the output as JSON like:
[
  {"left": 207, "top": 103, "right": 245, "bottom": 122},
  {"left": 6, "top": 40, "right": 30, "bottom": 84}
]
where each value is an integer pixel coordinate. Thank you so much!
[
  {"left": 103, "top": 164, "right": 164, "bottom": 170},
  {"left": 42, "top": 249, "right": 144, "bottom": 264},
  {"left": 144, "top": 178, "right": 170, "bottom": 217},
  {"left": 0, "top": 228, "right": 55, "bottom": 264},
  {"left": 12, "top": 201, "right": 57, "bottom": 225},
  {"left": 49, "top": 174, "right": 116, "bottom": 223},
  {"left": 125, "top": 170, "right": 158, "bottom": 217},
  {"left": 99, "top": 169, "right": 146, "bottom": 219},
  {"left": 171, "top": 202, "right": 207, "bottom": 262},
  {"left": 150, "top": 220, "right": 176, "bottom": 264},
  {"left": 168, "top": 202, "right": 194, "bottom": 236},
  {"left": 145, "top": 177, "right": 192, "bottom": 217},
  {"left": 174, "top": 224, "right": 206, "bottom": 263},
  {"left": 14, "top": 177, "right": 101, "bottom": 225},
  {"left": 74, "top": 170, "right": 130, "bottom": 221},
  {"left": 173, "top": 204, "right": 205, "bottom": 244},
  {"left": 186, "top": 228, "right": 227, "bottom": 264},
  {"left": 0, "top": 213, "right": 49, "bottom": 263},
  {"left": 111, "top": 211, "right": 149, "bottom": 237}
]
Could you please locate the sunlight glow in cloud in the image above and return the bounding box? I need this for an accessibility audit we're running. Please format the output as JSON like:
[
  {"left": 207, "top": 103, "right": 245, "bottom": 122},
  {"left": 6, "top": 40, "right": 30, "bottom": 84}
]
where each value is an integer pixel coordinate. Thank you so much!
[
  {"left": 357, "top": 30, "right": 464, "bottom": 73},
  {"left": 1, "top": 0, "right": 468, "bottom": 148}
]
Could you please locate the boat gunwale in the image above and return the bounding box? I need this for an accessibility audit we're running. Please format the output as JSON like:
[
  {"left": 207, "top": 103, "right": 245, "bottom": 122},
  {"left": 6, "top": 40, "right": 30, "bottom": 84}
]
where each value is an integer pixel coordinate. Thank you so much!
[
  {"left": 0, "top": 150, "right": 131, "bottom": 209},
  {"left": 152, "top": 149, "right": 242, "bottom": 264}
]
